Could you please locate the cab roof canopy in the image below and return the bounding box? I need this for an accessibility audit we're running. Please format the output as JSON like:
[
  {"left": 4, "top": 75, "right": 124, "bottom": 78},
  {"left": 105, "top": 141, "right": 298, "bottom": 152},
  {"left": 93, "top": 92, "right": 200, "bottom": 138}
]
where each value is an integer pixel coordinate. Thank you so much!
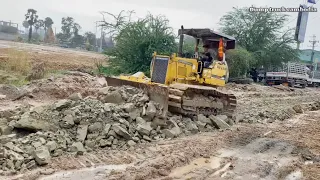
[{"left": 178, "top": 28, "right": 236, "bottom": 50}]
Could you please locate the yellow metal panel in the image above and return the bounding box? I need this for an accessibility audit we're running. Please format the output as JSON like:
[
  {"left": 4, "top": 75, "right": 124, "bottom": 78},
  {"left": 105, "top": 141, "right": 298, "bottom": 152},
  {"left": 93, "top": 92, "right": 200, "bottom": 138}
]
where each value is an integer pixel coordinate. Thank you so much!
[{"left": 178, "top": 66, "right": 186, "bottom": 76}]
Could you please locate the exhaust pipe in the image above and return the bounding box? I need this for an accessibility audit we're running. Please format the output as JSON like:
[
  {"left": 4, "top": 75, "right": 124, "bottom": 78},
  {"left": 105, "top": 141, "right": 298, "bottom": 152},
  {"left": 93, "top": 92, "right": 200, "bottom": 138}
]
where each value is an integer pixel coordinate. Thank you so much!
[{"left": 178, "top": 25, "right": 184, "bottom": 57}]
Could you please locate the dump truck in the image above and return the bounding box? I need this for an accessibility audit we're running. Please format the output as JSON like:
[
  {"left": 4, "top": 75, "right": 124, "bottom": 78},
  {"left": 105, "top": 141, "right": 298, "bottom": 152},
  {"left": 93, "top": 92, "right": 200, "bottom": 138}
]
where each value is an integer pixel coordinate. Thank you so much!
[
  {"left": 105, "top": 26, "right": 237, "bottom": 117},
  {"left": 265, "top": 62, "right": 308, "bottom": 88},
  {"left": 307, "top": 70, "right": 320, "bottom": 87}
]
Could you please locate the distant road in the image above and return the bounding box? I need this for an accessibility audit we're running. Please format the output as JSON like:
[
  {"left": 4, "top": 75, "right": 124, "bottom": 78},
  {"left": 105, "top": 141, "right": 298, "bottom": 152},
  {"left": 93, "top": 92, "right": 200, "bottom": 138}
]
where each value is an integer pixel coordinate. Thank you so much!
[{"left": 0, "top": 40, "right": 105, "bottom": 59}]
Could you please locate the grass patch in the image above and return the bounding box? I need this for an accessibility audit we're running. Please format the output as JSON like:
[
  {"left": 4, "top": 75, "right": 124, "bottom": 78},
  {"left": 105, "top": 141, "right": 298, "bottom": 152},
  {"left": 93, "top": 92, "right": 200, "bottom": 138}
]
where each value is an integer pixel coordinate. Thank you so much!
[
  {"left": 0, "top": 48, "right": 46, "bottom": 85},
  {"left": 1, "top": 48, "right": 31, "bottom": 76}
]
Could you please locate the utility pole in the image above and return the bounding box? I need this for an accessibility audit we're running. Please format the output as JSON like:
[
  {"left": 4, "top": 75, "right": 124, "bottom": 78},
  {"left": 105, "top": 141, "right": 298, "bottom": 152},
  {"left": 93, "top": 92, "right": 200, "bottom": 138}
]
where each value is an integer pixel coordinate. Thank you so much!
[
  {"left": 95, "top": 21, "right": 98, "bottom": 51},
  {"left": 100, "top": 26, "right": 103, "bottom": 53},
  {"left": 309, "top": 35, "right": 319, "bottom": 62},
  {"left": 309, "top": 35, "right": 319, "bottom": 71}
]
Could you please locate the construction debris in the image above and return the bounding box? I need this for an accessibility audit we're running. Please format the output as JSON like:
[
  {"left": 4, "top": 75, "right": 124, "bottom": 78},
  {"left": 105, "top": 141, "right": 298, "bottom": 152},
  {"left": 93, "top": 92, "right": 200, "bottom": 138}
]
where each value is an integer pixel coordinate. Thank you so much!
[{"left": 0, "top": 84, "right": 234, "bottom": 173}]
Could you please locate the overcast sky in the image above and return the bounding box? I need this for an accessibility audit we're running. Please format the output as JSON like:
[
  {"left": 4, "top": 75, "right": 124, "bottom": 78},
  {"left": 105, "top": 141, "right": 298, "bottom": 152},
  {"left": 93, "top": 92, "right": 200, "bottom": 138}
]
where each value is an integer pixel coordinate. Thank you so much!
[{"left": 0, "top": 0, "right": 319, "bottom": 50}]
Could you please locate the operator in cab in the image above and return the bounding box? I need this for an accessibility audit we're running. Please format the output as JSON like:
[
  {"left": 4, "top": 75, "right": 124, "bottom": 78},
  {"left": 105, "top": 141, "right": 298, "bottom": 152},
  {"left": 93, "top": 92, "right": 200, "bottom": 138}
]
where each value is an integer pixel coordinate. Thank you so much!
[{"left": 201, "top": 44, "right": 214, "bottom": 68}]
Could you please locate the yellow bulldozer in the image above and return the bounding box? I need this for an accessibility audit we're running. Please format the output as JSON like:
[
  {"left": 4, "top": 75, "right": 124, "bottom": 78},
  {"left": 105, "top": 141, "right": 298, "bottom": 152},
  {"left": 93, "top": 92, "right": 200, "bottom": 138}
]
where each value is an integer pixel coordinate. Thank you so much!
[{"left": 105, "top": 26, "right": 237, "bottom": 118}]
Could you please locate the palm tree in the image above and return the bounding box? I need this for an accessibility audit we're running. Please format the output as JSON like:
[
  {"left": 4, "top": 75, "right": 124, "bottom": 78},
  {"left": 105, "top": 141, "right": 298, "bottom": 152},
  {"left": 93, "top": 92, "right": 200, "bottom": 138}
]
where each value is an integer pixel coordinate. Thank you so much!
[
  {"left": 25, "top": 9, "right": 38, "bottom": 42},
  {"left": 34, "top": 19, "right": 44, "bottom": 33},
  {"left": 44, "top": 17, "right": 54, "bottom": 32}
]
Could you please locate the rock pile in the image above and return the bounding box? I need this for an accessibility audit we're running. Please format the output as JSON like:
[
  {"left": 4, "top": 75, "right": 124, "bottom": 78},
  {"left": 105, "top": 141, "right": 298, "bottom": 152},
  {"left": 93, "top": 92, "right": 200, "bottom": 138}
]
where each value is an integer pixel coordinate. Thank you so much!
[
  {"left": 0, "top": 85, "right": 234, "bottom": 173},
  {"left": 237, "top": 101, "right": 320, "bottom": 124}
]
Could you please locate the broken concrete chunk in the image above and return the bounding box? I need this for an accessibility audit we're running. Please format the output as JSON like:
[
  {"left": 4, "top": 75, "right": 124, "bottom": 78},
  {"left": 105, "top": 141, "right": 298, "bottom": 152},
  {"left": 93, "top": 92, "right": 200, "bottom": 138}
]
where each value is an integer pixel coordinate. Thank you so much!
[
  {"left": 195, "top": 121, "right": 206, "bottom": 132},
  {"left": 0, "top": 134, "right": 16, "bottom": 144},
  {"left": 0, "top": 148, "right": 6, "bottom": 158},
  {"left": 0, "top": 125, "right": 13, "bottom": 135},
  {"left": 119, "top": 119, "right": 130, "bottom": 127},
  {"left": 186, "top": 121, "right": 199, "bottom": 134},
  {"left": 60, "top": 115, "right": 75, "bottom": 128},
  {"left": 132, "top": 137, "right": 140, "bottom": 142},
  {"left": 293, "top": 104, "right": 303, "bottom": 114},
  {"left": 8, "top": 150, "right": 24, "bottom": 161},
  {"left": 136, "top": 122, "right": 152, "bottom": 136},
  {"left": 40, "top": 168, "right": 55, "bottom": 175},
  {"left": 15, "top": 112, "right": 55, "bottom": 131},
  {"left": 103, "top": 103, "right": 114, "bottom": 112},
  {"left": 39, "top": 137, "right": 46, "bottom": 145},
  {"left": 209, "top": 115, "right": 230, "bottom": 129},
  {"left": 46, "top": 141, "right": 58, "bottom": 152},
  {"left": 0, "top": 94, "right": 6, "bottom": 99},
  {"left": 143, "top": 135, "right": 152, "bottom": 142},
  {"left": 69, "top": 93, "right": 82, "bottom": 101},
  {"left": 171, "top": 127, "right": 181, "bottom": 136},
  {"left": 198, "top": 114, "right": 212, "bottom": 125},
  {"left": 26, "top": 160, "right": 37, "bottom": 169},
  {"left": 103, "top": 124, "right": 112, "bottom": 135},
  {"left": 127, "top": 140, "right": 136, "bottom": 146},
  {"left": 151, "top": 117, "right": 167, "bottom": 129},
  {"left": 162, "top": 129, "right": 175, "bottom": 139},
  {"left": 112, "top": 125, "right": 131, "bottom": 140},
  {"left": 32, "top": 141, "right": 42, "bottom": 149},
  {"left": 33, "top": 147, "right": 51, "bottom": 165},
  {"left": 85, "top": 140, "right": 95, "bottom": 149},
  {"left": 145, "top": 101, "right": 157, "bottom": 120},
  {"left": 123, "top": 103, "right": 135, "bottom": 113},
  {"left": 99, "top": 139, "right": 112, "bottom": 147},
  {"left": 88, "top": 122, "right": 103, "bottom": 133},
  {"left": 102, "top": 91, "right": 124, "bottom": 104},
  {"left": 4, "top": 142, "right": 24, "bottom": 153},
  {"left": 136, "top": 117, "right": 146, "bottom": 124},
  {"left": 55, "top": 99, "right": 71, "bottom": 110},
  {"left": 98, "top": 87, "right": 110, "bottom": 95},
  {"left": 129, "top": 109, "right": 141, "bottom": 120},
  {"left": 77, "top": 125, "right": 88, "bottom": 142},
  {"left": 70, "top": 142, "right": 86, "bottom": 155}
]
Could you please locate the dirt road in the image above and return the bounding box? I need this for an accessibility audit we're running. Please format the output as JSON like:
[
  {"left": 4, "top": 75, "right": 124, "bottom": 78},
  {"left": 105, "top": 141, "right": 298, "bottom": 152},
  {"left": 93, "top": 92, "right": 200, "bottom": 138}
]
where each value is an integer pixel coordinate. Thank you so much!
[
  {"left": 1, "top": 73, "right": 320, "bottom": 180},
  {"left": 26, "top": 109, "right": 320, "bottom": 180}
]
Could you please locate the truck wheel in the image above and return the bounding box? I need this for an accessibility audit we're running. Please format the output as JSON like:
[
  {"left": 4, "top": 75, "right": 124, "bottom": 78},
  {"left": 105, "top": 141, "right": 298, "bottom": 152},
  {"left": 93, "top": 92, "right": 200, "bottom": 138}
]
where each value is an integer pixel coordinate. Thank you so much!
[
  {"left": 313, "top": 83, "right": 317, "bottom": 88},
  {"left": 289, "top": 81, "right": 295, "bottom": 87}
]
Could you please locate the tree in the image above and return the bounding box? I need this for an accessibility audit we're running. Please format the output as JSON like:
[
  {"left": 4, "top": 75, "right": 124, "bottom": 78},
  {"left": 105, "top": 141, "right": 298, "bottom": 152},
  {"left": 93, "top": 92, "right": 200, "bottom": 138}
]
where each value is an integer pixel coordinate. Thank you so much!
[
  {"left": 57, "top": 17, "right": 82, "bottom": 46},
  {"left": 102, "top": 13, "right": 177, "bottom": 76},
  {"left": 44, "top": 17, "right": 54, "bottom": 43},
  {"left": 34, "top": 19, "right": 44, "bottom": 33},
  {"left": 25, "top": 9, "right": 38, "bottom": 42},
  {"left": 84, "top": 32, "right": 96, "bottom": 46},
  {"left": 225, "top": 47, "right": 255, "bottom": 78},
  {"left": 44, "top": 17, "right": 54, "bottom": 31},
  {"left": 219, "top": 7, "right": 298, "bottom": 69},
  {"left": 22, "top": 20, "right": 29, "bottom": 33},
  {"left": 60, "top": 17, "right": 74, "bottom": 39}
]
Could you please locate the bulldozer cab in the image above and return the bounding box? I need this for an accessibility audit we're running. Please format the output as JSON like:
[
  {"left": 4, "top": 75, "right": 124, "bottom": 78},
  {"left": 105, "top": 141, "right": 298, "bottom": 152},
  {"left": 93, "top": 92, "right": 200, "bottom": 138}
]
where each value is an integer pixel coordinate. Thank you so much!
[{"left": 177, "top": 26, "right": 236, "bottom": 59}]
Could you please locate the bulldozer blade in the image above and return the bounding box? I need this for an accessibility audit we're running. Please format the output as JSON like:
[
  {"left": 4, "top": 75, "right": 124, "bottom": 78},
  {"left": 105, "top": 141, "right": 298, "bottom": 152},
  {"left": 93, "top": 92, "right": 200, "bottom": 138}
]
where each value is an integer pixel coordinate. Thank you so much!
[{"left": 105, "top": 76, "right": 169, "bottom": 117}]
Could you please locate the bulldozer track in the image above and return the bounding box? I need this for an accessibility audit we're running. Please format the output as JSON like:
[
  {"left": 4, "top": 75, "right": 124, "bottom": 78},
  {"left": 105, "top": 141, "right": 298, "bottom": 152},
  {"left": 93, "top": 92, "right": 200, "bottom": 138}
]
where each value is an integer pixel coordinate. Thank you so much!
[{"left": 168, "top": 83, "right": 237, "bottom": 117}]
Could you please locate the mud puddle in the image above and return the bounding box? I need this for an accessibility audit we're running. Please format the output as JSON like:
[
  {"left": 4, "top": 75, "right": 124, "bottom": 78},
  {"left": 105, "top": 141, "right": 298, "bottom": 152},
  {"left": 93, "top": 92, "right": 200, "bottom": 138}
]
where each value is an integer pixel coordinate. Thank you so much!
[
  {"left": 39, "top": 164, "right": 132, "bottom": 180},
  {"left": 169, "top": 138, "right": 303, "bottom": 180}
]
